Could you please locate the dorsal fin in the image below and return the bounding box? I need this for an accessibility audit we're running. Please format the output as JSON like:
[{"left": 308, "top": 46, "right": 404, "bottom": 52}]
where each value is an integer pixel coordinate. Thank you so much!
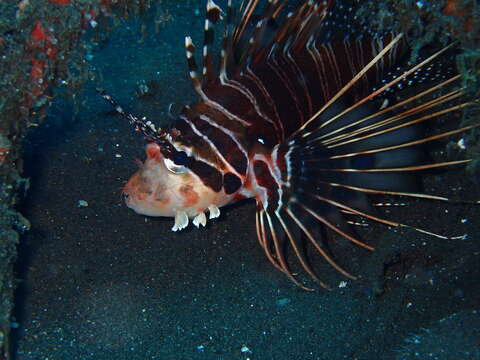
[
  {"left": 236, "top": 0, "right": 285, "bottom": 73},
  {"left": 232, "top": 0, "right": 262, "bottom": 48},
  {"left": 189, "top": 0, "right": 337, "bottom": 87},
  {"left": 219, "top": 0, "right": 235, "bottom": 81},
  {"left": 289, "top": 1, "right": 332, "bottom": 53},
  {"left": 221, "top": 0, "right": 286, "bottom": 76},
  {"left": 184, "top": 36, "right": 203, "bottom": 96},
  {"left": 182, "top": 1, "right": 408, "bottom": 146},
  {"left": 202, "top": 0, "right": 222, "bottom": 84},
  {"left": 226, "top": 0, "right": 336, "bottom": 77}
]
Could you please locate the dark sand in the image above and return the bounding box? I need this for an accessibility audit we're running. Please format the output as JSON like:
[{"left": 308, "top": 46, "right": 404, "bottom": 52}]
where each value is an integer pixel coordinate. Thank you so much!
[{"left": 13, "top": 1, "right": 480, "bottom": 359}]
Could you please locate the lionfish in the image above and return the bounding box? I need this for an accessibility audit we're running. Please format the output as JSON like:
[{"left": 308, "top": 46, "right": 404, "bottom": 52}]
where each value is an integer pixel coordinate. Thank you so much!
[{"left": 100, "top": 0, "right": 479, "bottom": 289}]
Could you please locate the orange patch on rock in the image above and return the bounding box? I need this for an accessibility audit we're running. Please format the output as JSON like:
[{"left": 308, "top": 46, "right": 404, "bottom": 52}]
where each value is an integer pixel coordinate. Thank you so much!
[
  {"left": 0, "top": 148, "right": 10, "bottom": 163},
  {"left": 31, "top": 21, "right": 48, "bottom": 42},
  {"left": 30, "top": 59, "right": 46, "bottom": 97},
  {"left": 443, "top": 0, "right": 475, "bottom": 33}
]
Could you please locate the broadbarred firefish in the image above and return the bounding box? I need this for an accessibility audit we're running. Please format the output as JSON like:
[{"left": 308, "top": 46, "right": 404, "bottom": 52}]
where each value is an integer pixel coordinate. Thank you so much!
[{"left": 100, "top": 0, "right": 479, "bottom": 289}]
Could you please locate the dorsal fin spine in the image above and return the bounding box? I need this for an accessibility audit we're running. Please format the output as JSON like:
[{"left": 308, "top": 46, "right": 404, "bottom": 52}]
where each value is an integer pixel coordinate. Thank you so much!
[
  {"left": 185, "top": 36, "right": 203, "bottom": 96},
  {"left": 202, "top": 0, "right": 222, "bottom": 83}
]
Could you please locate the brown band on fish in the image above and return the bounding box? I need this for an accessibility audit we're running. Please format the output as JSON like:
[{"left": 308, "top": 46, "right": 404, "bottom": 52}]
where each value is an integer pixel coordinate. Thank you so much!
[
  {"left": 175, "top": 116, "right": 227, "bottom": 171},
  {"left": 223, "top": 172, "right": 242, "bottom": 194},
  {"left": 253, "top": 159, "right": 279, "bottom": 209},
  {"left": 195, "top": 115, "right": 248, "bottom": 175},
  {"left": 187, "top": 157, "right": 223, "bottom": 193}
]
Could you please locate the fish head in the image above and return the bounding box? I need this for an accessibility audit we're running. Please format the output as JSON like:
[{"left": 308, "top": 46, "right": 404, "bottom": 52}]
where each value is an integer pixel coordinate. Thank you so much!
[{"left": 122, "top": 142, "right": 225, "bottom": 219}]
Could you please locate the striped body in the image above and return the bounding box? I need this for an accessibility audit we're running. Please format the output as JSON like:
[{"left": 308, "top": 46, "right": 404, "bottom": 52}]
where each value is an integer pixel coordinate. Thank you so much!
[{"left": 103, "top": 0, "right": 479, "bottom": 289}]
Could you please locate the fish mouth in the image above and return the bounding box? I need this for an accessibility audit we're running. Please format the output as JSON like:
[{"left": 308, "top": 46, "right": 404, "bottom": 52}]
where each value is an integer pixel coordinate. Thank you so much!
[{"left": 122, "top": 191, "right": 134, "bottom": 210}]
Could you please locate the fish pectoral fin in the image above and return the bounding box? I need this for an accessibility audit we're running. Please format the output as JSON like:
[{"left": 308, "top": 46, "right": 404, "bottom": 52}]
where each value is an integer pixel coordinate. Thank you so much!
[
  {"left": 172, "top": 211, "right": 189, "bottom": 232},
  {"left": 208, "top": 204, "right": 220, "bottom": 219},
  {"left": 193, "top": 211, "right": 207, "bottom": 228}
]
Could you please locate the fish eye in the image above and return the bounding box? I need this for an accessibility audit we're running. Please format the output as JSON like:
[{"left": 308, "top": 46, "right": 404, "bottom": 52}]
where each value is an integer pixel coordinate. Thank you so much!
[
  {"left": 173, "top": 151, "right": 188, "bottom": 166},
  {"left": 163, "top": 157, "right": 188, "bottom": 174}
]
